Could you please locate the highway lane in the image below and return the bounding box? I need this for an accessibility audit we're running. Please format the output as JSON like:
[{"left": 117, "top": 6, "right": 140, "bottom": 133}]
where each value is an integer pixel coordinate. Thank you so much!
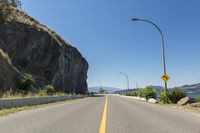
[
  {"left": 0, "top": 96, "right": 104, "bottom": 133},
  {"left": 1, "top": 95, "right": 200, "bottom": 133},
  {"left": 107, "top": 96, "right": 200, "bottom": 133}
]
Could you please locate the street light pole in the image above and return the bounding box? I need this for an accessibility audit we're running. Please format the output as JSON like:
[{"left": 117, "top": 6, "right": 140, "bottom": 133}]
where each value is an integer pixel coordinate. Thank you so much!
[
  {"left": 119, "top": 72, "right": 130, "bottom": 91},
  {"left": 131, "top": 18, "right": 169, "bottom": 101},
  {"left": 98, "top": 80, "right": 102, "bottom": 88}
]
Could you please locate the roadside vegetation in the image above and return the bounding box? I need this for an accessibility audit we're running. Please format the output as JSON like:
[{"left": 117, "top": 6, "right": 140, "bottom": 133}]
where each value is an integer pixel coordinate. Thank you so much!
[
  {"left": 125, "top": 86, "right": 157, "bottom": 101},
  {"left": 18, "top": 73, "right": 35, "bottom": 95},
  {"left": 138, "top": 87, "right": 157, "bottom": 100},
  {"left": 123, "top": 86, "right": 200, "bottom": 113},
  {"left": 160, "top": 87, "right": 186, "bottom": 104},
  {"left": 0, "top": 73, "right": 89, "bottom": 99},
  {"left": 124, "top": 87, "right": 190, "bottom": 104}
]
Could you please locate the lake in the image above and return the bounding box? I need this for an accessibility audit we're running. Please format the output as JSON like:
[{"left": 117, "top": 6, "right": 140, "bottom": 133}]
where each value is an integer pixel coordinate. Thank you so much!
[{"left": 187, "top": 92, "right": 200, "bottom": 98}]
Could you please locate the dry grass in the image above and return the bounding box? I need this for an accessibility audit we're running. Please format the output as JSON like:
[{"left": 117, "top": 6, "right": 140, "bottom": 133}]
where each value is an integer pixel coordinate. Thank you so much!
[{"left": 158, "top": 103, "right": 200, "bottom": 113}]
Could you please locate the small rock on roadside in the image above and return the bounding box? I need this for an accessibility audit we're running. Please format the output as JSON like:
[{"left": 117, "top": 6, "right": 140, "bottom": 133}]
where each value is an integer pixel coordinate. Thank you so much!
[{"left": 148, "top": 98, "right": 159, "bottom": 104}]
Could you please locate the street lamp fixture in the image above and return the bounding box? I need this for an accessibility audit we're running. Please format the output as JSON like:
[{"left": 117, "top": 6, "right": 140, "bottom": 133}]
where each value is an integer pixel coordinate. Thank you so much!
[
  {"left": 119, "top": 72, "right": 130, "bottom": 91},
  {"left": 131, "top": 18, "right": 169, "bottom": 102},
  {"left": 131, "top": 18, "right": 139, "bottom": 21}
]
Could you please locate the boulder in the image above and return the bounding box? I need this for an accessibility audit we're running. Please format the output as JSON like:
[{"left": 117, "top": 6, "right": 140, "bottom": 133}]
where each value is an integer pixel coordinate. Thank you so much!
[
  {"left": 0, "top": 5, "right": 88, "bottom": 94},
  {"left": 177, "top": 97, "right": 194, "bottom": 106}
]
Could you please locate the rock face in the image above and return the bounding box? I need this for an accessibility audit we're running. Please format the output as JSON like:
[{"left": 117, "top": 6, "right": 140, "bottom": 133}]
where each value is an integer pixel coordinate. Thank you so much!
[
  {"left": 0, "top": 4, "right": 88, "bottom": 94},
  {"left": 0, "top": 49, "right": 21, "bottom": 91}
]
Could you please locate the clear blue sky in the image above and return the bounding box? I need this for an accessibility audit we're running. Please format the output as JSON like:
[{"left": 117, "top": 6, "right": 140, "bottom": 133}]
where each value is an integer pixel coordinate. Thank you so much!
[{"left": 20, "top": 0, "right": 200, "bottom": 89}]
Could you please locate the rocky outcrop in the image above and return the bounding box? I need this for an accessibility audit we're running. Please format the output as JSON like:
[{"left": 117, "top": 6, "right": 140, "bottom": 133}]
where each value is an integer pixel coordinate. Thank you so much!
[{"left": 0, "top": 4, "right": 88, "bottom": 94}]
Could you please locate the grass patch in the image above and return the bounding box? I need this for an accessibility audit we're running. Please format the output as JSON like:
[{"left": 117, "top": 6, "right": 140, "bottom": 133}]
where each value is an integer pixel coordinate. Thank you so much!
[{"left": 0, "top": 91, "right": 75, "bottom": 99}]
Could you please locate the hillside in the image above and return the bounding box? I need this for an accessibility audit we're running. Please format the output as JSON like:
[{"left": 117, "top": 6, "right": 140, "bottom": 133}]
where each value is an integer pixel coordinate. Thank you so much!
[
  {"left": 0, "top": 2, "right": 88, "bottom": 94},
  {"left": 114, "top": 86, "right": 164, "bottom": 94}
]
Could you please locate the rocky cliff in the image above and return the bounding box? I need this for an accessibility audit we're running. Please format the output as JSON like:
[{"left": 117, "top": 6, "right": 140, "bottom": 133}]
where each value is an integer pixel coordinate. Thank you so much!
[{"left": 0, "top": 3, "right": 88, "bottom": 94}]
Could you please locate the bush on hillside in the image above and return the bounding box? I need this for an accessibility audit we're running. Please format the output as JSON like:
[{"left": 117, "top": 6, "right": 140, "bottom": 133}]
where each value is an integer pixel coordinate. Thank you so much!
[
  {"left": 18, "top": 73, "right": 35, "bottom": 94},
  {"left": 44, "top": 85, "right": 55, "bottom": 96},
  {"left": 168, "top": 87, "right": 186, "bottom": 103}
]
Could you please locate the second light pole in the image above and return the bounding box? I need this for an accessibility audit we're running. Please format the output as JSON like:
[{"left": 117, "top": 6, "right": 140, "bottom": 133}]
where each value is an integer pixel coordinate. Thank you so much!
[{"left": 119, "top": 72, "right": 130, "bottom": 91}]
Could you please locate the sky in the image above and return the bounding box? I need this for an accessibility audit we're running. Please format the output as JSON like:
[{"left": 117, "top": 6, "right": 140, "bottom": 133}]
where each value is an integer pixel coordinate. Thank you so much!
[{"left": 20, "top": 0, "right": 200, "bottom": 89}]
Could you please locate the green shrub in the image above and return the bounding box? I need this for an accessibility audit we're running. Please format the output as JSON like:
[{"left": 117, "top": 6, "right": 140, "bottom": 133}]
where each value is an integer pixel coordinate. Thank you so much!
[
  {"left": 159, "top": 91, "right": 168, "bottom": 104},
  {"left": 138, "top": 88, "right": 145, "bottom": 98},
  {"left": 44, "top": 85, "right": 55, "bottom": 96},
  {"left": 138, "top": 87, "right": 157, "bottom": 100},
  {"left": 195, "top": 96, "right": 200, "bottom": 103},
  {"left": 168, "top": 87, "right": 186, "bottom": 103},
  {"left": 18, "top": 73, "right": 35, "bottom": 94}
]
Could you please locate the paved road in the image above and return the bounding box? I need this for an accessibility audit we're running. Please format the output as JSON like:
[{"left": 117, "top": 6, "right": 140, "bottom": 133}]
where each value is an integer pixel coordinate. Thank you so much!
[{"left": 1, "top": 95, "right": 200, "bottom": 133}]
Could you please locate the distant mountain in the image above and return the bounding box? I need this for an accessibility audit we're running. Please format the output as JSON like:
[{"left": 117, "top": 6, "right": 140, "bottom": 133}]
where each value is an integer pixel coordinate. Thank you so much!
[
  {"left": 147, "top": 85, "right": 164, "bottom": 92},
  {"left": 180, "top": 83, "right": 200, "bottom": 92},
  {"left": 114, "top": 86, "right": 164, "bottom": 94},
  {"left": 88, "top": 86, "right": 122, "bottom": 93},
  {"left": 114, "top": 89, "right": 136, "bottom": 94}
]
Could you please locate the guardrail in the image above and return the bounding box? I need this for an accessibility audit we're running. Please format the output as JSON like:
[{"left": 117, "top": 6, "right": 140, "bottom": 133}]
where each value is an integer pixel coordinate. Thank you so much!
[{"left": 0, "top": 95, "right": 86, "bottom": 109}]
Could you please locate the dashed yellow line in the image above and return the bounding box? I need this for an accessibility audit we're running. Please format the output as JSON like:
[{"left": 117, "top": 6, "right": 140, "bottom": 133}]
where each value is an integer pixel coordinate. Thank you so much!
[{"left": 99, "top": 96, "right": 108, "bottom": 133}]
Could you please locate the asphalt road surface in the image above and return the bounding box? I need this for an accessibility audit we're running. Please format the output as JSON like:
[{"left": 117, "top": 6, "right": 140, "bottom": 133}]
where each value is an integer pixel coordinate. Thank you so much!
[{"left": 1, "top": 95, "right": 200, "bottom": 133}]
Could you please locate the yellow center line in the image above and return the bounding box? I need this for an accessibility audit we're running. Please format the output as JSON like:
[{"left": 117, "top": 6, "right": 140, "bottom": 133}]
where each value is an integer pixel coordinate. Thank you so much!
[{"left": 99, "top": 96, "right": 108, "bottom": 133}]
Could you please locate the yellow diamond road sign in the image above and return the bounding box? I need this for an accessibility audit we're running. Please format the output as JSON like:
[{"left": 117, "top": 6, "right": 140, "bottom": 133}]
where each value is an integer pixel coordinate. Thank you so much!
[{"left": 162, "top": 74, "right": 170, "bottom": 82}]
